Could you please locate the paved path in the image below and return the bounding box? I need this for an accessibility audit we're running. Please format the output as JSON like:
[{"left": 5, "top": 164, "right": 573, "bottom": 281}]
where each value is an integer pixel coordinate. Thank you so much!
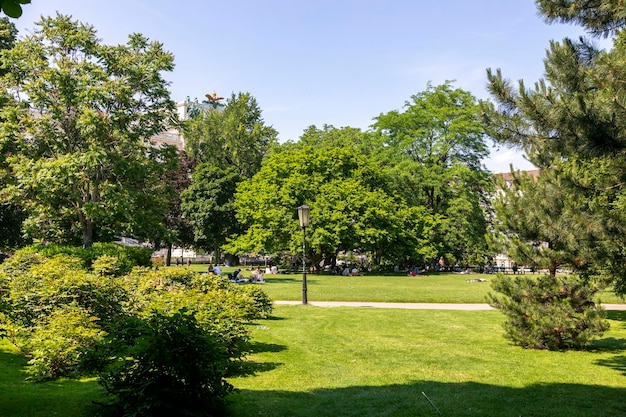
[{"left": 274, "top": 300, "right": 626, "bottom": 310}]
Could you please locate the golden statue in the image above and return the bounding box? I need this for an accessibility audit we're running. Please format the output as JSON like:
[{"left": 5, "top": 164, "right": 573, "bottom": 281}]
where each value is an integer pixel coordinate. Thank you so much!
[{"left": 205, "top": 91, "right": 224, "bottom": 103}]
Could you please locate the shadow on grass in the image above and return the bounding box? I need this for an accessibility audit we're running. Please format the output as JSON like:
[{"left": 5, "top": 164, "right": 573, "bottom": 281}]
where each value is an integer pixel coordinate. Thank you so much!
[
  {"left": 227, "top": 380, "right": 626, "bottom": 417},
  {"left": 589, "top": 337, "right": 626, "bottom": 352},
  {"left": 595, "top": 354, "right": 626, "bottom": 376},
  {"left": 606, "top": 310, "right": 626, "bottom": 322},
  {"left": 248, "top": 341, "right": 287, "bottom": 354}
]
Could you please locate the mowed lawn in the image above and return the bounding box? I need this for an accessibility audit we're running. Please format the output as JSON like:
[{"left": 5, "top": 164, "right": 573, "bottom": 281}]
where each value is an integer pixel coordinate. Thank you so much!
[
  {"left": 204, "top": 269, "right": 625, "bottom": 305},
  {"left": 227, "top": 306, "right": 626, "bottom": 417},
  {"left": 2, "top": 269, "right": 626, "bottom": 416}
]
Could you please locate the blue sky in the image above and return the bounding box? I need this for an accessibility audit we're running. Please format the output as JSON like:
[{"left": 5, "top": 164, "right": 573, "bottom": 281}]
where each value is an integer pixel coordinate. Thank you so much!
[{"left": 14, "top": 1, "right": 603, "bottom": 173}]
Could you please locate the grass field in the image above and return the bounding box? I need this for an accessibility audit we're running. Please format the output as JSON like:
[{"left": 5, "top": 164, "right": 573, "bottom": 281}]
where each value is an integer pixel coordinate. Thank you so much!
[
  {"left": 227, "top": 306, "right": 626, "bottom": 417},
  {"left": 2, "top": 268, "right": 625, "bottom": 416},
  {"left": 186, "top": 265, "right": 626, "bottom": 304}
]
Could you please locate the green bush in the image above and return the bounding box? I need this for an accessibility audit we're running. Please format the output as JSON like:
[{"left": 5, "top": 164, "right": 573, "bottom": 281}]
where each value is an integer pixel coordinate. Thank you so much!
[
  {"left": 26, "top": 304, "right": 105, "bottom": 380},
  {"left": 25, "top": 243, "right": 152, "bottom": 275},
  {"left": 2, "top": 254, "right": 127, "bottom": 330},
  {"left": 489, "top": 274, "right": 610, "bottom": 350},
  {"left": 84, "top": 309, "right": 234, "bottom": 417}
]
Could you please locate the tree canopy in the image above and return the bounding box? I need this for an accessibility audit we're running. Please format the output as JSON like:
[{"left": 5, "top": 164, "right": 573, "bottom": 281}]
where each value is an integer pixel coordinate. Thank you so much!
[
  {"left": 482, "top": 1, "right": 626, "bottom": 292},
  {"left": 0, "top": 14, "right": 179, "bottom": 248},
  {"left": 374, "top": 82, "right": 493, "bottom": 266}
]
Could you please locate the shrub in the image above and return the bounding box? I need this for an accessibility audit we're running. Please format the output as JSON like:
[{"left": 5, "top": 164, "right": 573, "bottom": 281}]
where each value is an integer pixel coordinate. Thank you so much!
[
  {"left": 489, "top": 274, "right": 609, "bottom": 350},
  {"left": 84, "top": 309, "right": 234, "bottom": 417},
  {"left": 26, "top": 304, "right": 105, "bottom": 380},
  {"left": 26, "top": 243, "right": 152, "bottom": 275}
]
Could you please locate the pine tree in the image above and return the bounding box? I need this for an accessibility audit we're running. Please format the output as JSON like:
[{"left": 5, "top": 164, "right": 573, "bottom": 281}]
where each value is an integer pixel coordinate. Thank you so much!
[{"left": 482, "top": 2, "right": 626, "bottom": 294}]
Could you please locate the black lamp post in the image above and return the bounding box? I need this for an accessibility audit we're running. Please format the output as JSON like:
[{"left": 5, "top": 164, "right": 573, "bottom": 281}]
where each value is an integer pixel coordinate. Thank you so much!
[{"left": 297, "top": 204, "right": 311, "bottom": 305}]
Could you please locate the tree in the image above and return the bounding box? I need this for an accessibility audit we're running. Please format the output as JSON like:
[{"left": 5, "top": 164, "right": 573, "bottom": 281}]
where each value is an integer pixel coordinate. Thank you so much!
[
  {"left": 0, "top": 14, "right": 178, "bottom": 248},
  {"left": 181, "top": 164, "right": 242, "bottom": 263},
  {"left": 182, "top": 92, "right": 277, "bottom": 260},
  {"left": 226, "top": 127, "right": 441, "bottom": 269},
  {"left": 156, "top": 150, "right": 196, "bottom": 266},
  {"left": 373, "top": 82, "right": 493, "bottom": 266},
  {"left": 184, "top": 92, "right": 278, "bottom": 178},
  {"left": 536, "top": 0, "right": 626, "bottom": 37},
  {"left": 492, "top": 169, "right": 582, "bottom": 277},
  {"left": 481, "top": 2, "right": 626, "bottom": 292},
  {"left": 0, "top": 17, "right": 22, "bottom": 252}
]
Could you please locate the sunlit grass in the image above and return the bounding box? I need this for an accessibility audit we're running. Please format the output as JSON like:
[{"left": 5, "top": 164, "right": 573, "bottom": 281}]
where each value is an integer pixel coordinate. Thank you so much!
[{"left": 227, "top": 306, "right": 626, "bottom": 417}]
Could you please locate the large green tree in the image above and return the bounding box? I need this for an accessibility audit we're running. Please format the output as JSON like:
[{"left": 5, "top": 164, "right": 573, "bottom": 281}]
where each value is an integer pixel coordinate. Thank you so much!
[
  {"left": 184, "top": 92, "right": 277, "bottom": 178},
  {"left": 0, "top": 16, "right": 22, "bottom": 252},
  {"left": 0, "top": 14, "right": 178, "bottom": 248},
  {"left": 373, "top": 82, "right": 493, "bottom": 266},
  {"left": 482, "top": 1, "right": 626, "bottom": 292},
  {"left": 226, "top": 127, "right": 441, "bottom": 269},
  {"left": 182, "top": 92, "right": 277, "bottom": 259}
]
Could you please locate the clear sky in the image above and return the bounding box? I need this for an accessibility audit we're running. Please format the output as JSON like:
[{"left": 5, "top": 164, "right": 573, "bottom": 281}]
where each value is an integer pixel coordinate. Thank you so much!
[{"left": 13, "top": 1, "right": 603, "bottom": 173}]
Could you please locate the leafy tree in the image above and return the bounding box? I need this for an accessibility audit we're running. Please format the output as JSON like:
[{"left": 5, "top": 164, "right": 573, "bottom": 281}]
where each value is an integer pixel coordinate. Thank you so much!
[
  {"left": 0, "top": 17, "right": 22, "bottom": 252},
  {"left": 181, "top": 164, "right": 242, "bottom": 262},
  {"left": 227, "top": 127, "right": 440, "bottom": 268},
  {"left": 0, "top": 14, "right": 178, "bottom": 248},
  {"left": 182, "top": 92, "right": 277, "bottom": 261},
  {"left": 156, "top": 150, "right": 196, "bottom": 265},
  {"left": 373, "top": 82, "right": 493, "bottom": 266},
  {"left": 184, "top": 92, "right": 278, "bottom": 178}
]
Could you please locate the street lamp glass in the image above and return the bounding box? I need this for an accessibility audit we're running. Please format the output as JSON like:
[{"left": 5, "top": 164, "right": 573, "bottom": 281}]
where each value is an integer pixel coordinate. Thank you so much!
[{"left": 297, "top": 204, "right": 310, "bottom": 228}]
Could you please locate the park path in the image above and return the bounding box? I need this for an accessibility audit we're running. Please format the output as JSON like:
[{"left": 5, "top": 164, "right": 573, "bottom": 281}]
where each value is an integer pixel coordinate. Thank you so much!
[{"left": 274, "top": 300, "right": 626, "bottom": 310}]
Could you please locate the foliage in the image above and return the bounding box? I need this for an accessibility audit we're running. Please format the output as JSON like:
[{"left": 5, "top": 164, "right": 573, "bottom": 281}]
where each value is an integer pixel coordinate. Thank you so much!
[
  {"left": 26, "top": 304, "right": 105, "bottom": 381},
  {"left": 489, "top": 274, "right": 609, "bottom": 350},
  {"left": 182, "top": 92, "right": 277, "bottom": 262},
  {"left": 536, "top": 0, "right": 626, "bottom": 37},
  {"left": 156, "top": 150, "right": 196, "bottom": 265},
  {"left": 0, "top": 17, "right": 23, "bottom": 252},
  {"left": 373, "top": 82, "right": 493, "bottom": 265},
  {"left": 0, "top": 14, "right": 178, "bottom": 247},
  {"left": 22, "top": 243, "right": 153, "bottom": 275},
  {"left": 226, "top": 129, "right": 440, "bottom": 268},
  {"left": 481, "top": 3, "right": 626, "bottom": 293},
  {"left": 0, "top": 0, "right": 29, "bottom": 18},
  {"left": 0, "top": 253, "right": 127, "bottom": 332},
  {"left": 182, "top": 163, "right": 243, "bottom": 257},
  {"left": 184, "top": 92, "right": 278, "bottom": 178},
  {"left": 1, "top": 246, "right": 273, "bottom": 390},
  {"left": 492, "top": 169, "right": 584, "bottom": 276},
  {"left": 83, "top": 309, "right": 234, "bottom": 417}
]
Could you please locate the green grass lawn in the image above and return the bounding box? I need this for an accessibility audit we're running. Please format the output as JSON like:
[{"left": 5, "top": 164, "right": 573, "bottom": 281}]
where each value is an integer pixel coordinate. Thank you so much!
[
  {"left": 3, "top": 267, "right": 625, "bottom": 416},
  {"left": 0, "top": 341, "right": 109, "bottom": 417},
  {"left": 227, "top": 306, "right": 626, "bottom": 417},
  {"left": 189, "top": 267, "right": 624, "bottom": 304}
]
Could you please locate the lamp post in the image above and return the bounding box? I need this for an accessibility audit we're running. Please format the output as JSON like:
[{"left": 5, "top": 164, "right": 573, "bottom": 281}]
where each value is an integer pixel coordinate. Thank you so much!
[{"left": 297, "top": 205, "right": 311, "bottom": 305}]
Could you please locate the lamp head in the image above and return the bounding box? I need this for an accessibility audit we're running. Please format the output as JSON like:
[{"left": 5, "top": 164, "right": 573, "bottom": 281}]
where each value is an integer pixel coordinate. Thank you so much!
[{"left": 297, "top": 204, "right": 311, "bottom": 228}]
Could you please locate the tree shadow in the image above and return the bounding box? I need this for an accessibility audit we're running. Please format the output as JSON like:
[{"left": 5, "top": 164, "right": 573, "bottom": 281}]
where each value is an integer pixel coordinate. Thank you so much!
[
  {"left": 606, "top": 310, "right": 626, "bottom": 322},
  {"left": 595, "top": 355, "right": 626, "bottom": 376},
  {"left": 227, "top": 380, "right": 626, "bottom": 417},
  {"left": 589, "top": 337, "right": 626, "bottom": 352}
]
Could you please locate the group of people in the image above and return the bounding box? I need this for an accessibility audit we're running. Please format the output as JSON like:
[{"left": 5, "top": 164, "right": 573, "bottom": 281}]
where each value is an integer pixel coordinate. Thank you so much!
[{"left": 223, "top": 267, "right": 267, "bottom": 283}]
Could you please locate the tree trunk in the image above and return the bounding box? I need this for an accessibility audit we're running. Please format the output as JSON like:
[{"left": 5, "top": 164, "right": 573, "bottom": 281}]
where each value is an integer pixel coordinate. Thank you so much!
[
  {"left": 79, "top": 212, "right": 94, "bottom": 248},
  {"left": 166, "top": 243, "right": 172, "bottom": 266}
]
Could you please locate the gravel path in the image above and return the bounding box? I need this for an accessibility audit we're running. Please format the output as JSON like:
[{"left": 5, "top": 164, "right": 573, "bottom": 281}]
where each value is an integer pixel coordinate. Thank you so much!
[{"left": 274, "top": 300, "right": 626, "bottom": 310}]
